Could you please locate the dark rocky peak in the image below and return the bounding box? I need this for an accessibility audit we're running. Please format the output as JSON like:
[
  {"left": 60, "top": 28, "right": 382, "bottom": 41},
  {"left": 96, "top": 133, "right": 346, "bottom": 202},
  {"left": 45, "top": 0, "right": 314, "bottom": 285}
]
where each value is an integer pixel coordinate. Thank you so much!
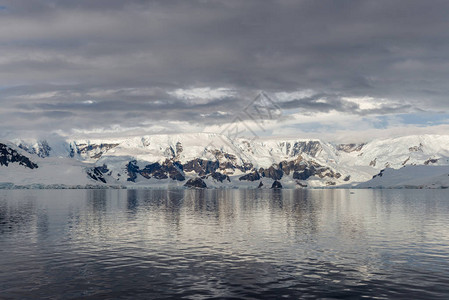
[
  {"left": 184, "top": 177, "right": 207, "bottom": 188},
  {"left": 337, "top": 143, "right": 366, "bottom": 153},
  {"left": 0, "top": 143, "right": 38, "bottom": 169}
]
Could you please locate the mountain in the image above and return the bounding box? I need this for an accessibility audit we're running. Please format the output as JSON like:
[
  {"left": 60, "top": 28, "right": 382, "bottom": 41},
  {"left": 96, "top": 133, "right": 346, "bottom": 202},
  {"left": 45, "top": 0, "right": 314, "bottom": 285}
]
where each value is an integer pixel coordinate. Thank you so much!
[{"left": 2, "top": 134, "right": 449, "bottom": 189}]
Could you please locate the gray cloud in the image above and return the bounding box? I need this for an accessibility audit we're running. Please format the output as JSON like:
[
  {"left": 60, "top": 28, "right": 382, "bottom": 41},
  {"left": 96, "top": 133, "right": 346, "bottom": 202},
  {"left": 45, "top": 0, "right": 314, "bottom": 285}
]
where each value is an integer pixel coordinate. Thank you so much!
[{"left": 1, "top": 0, "right": 449, "bottom": 138}]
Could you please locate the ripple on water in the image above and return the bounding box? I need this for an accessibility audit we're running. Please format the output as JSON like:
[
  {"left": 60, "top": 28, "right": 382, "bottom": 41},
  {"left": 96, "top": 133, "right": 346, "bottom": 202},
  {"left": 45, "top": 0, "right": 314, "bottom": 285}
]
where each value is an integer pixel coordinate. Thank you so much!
[{"left": 1, "top": 189, "right": 449, "bottom": 299}]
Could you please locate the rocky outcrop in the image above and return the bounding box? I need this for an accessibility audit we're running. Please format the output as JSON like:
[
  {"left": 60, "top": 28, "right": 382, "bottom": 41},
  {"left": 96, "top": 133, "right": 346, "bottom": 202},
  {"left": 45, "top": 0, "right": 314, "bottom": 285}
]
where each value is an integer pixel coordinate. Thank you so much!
[
  {"left": 259, "top": 165, "right": 283, "bottom": 180},
  {"left": 18, "top": 140, "right": 52, "bottom": 158},
  {"left": 239, "top": 171, "right": 261, "bottom": 181},
  {"left": 127, "top": 160, "right": 139, "bottom": 182},
  {"left": 372, "top": 169, "right": 386, "bottom": 179},
  {"left": 337, "top": 143, "right": 365, "bottom": 153},
  {"left": 280, "top": 141, "right": 323, "bottom": 157},
  {"left": 409, "top": 143, "right": 423, "bottom": 152},
  {"left": 271, "top": 180, "right": 282, "bottom": 189},
  {"left": 70, "top": 143, "right": 119, "bottom": 159},
  {"left": 293, "top": 168, "right": 316, "bottom": 180},
  {"left": 87, "top": 165, "right": 109, "bottom": 183},
  {"left": 183, "top": 159, "right": 219, "bottom": 176},
  {"left": 0, "top": 143, "right": 38, "bottom": 169},
  {"left": 208, "top": 172, "right": 230, "bottom": 183},
  {"left": 127, "top": 160, "right": 185, "bottom": 182},
  {"left": 424, "top": 158, "right": 438, "bottom": 165},
  {"left": 184, "top": 177, "right": 207, "bottom": 188}
]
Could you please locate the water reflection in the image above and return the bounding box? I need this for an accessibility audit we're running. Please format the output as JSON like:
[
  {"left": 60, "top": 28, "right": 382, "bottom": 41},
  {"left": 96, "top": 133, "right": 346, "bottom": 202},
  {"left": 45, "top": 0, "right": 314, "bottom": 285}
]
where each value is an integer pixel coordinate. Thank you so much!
[{"left": 0, "top": 189, "right": 449, "bottom": 299}]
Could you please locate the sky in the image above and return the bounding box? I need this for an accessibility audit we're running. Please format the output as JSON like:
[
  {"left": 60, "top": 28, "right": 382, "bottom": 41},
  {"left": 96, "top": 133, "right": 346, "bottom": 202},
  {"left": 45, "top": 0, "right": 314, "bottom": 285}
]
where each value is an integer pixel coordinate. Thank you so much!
[{"left": 1, "top": 0, "right": 449, "bottom": 142}]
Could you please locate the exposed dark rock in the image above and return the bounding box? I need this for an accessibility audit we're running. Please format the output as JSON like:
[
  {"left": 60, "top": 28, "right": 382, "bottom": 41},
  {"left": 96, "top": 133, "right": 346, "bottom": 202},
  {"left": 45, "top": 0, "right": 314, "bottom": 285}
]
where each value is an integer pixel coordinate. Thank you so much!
[
  {"left": 344, "top": 175, "right": 351, "bottom": 182},
  {"left": 369, "top": 158, "right": 377, "bottom": 167},
  {"left": 127, "top": 160, "right": 139, "bottom": 182},
  {"left": 208, "top": 172, "right": 230, "bottom": 183},
  {"left": 175, "top": 142, "right": 183, "bottom": 156},
  {"left": 74, "top": 143, "right": 119, "bottom": 159},
  {"left": 167, "top": 161, "right": 186, "bottom": 181},
  {"left": 409, "top": 143, "right": 423, "bottom": 152},
  {"left": 237, "top": 162, "right": 254, "bottom": 172},
  {"left": 337, "top": 143, "right": 365, "bottom": 153},
  {"left": 259, "top": 165, "right": 283, "bottom": 180},
  {"left": 184, "top": 177, "right": 207, "bottom": 188},
  {"left": 0, "top": 144, "right": 38, "bottom": 169},
  {"left": 296, "top": 181, "right": 307, "bottom": 187},
  {"left": 87, "top": 166, "right": 107, "bottom": 183},
  {"left": 96, "top": 164, "right": 109, "bottom": 173},
  {"left": 152, "top": 169, "right": 169, "bottom": 180},
  {"left": 290, "top": 161, "right": 343, "bottom": 181},
  {"left": 271, "top": 180, "right": 282, "bottom": 189},
  {"left": 372, "top": 169, "right": 386, "bottom": 179},
  {"left": 18, "top": 140, "right": 52, "bottom": 158},
  {"left": 424, "top": 158, "right": 438, "bottom": 165},
  {"left": 279, "top": 158, "right": 305, "bottom": 175},
  {"left": 402, "top": 157, "right": 410, "bottom": 166},
  {"left": 239, "top": 171, "right": 261, "bottom": 181},
  {"left": 183, "top": 159, "right": 219, "bottom": 176},
  {"left": 280, "top": 141, "right": 322, "bottom": 157},
  {"left": 293, "top": 167, "right": 316, "bottom": 180},
  {"left": 257, "top": 181, "right": 264, "bottom": 188},
  {"left": 139, "top": 160, "right": 185, "bottom": 181}
]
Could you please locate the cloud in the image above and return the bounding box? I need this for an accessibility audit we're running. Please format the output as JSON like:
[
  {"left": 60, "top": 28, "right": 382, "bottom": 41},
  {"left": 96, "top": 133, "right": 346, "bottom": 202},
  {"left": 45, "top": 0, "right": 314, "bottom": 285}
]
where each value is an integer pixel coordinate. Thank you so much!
[{"left": 1, "top": 0, "right": 449, "bottom": 141}]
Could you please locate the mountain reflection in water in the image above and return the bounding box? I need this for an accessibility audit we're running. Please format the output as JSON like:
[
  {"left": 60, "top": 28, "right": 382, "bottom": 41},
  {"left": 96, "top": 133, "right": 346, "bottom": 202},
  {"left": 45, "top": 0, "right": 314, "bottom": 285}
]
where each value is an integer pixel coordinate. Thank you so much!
[{"left": 1, "top": 189, "right": 449, "bottom": 299}]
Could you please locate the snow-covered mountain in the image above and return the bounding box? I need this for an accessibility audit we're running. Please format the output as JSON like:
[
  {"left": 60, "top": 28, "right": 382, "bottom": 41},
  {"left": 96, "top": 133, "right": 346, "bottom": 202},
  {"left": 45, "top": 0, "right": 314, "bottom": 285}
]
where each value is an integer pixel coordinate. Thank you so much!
[
  {"left": 2, "top": 134, "right": 449, "bottom": 189},
  {"left": 357, "top": 165, "right": 449, "bottom": 189}
]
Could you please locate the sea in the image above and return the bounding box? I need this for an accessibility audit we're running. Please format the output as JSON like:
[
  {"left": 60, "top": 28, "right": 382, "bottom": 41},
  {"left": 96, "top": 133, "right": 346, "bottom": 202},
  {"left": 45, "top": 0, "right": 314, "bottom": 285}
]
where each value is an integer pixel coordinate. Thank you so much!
[{"left": 1, "top": 189, "right": 449, "bottom": 299}]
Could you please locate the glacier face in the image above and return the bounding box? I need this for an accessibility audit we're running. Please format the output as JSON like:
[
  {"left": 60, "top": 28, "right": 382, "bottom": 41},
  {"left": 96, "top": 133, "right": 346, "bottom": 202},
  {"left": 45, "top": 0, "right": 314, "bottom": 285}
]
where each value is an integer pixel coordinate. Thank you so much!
[{"left": 3, "top": 134, "right": 449, "bottom": 188}]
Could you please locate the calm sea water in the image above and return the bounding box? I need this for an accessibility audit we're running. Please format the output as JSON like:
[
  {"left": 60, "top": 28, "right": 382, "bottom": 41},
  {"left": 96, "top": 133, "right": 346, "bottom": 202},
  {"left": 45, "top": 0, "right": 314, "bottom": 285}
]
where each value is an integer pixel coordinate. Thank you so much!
[{"left": 1, "top": 189, "right": 449, "bottom": 299}]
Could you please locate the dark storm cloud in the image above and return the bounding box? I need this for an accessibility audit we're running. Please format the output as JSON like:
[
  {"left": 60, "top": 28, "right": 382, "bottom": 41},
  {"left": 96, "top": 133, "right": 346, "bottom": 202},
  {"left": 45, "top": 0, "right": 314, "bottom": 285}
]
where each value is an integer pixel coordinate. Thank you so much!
[{"left": 1, "top": 0, "right": 449, "bottom": 136}]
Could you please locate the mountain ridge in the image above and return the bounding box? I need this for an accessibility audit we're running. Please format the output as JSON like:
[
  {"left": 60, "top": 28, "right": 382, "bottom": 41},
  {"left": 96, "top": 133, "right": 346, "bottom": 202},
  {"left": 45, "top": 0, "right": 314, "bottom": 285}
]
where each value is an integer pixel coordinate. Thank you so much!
[{"left": 2, "top": 133, "right": 449, "bottom": 189}]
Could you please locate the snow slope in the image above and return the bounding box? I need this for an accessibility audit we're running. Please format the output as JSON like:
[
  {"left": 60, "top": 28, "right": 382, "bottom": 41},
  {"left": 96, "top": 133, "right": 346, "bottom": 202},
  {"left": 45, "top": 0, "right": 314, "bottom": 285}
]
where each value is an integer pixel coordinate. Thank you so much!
[{"left": 357, "top": 165, "right": 449, "bottom": 189}]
